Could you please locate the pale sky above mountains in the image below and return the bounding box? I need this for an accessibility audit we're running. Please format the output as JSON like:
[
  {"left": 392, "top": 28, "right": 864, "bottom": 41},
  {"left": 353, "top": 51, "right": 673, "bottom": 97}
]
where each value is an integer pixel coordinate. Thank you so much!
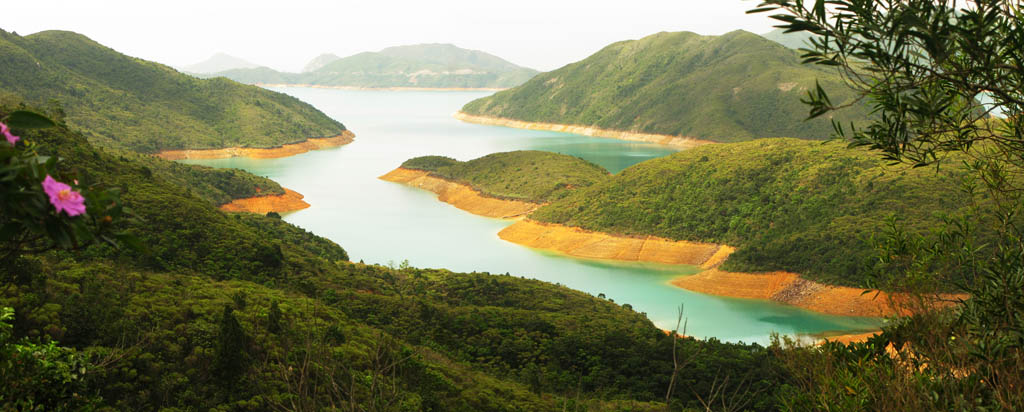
[{"left": 5, "top": 0, "right": 777, "bottom": 72}]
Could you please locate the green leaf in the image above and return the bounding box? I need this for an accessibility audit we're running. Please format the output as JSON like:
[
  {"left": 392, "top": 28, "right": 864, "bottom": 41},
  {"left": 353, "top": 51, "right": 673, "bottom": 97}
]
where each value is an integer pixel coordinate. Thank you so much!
[
  {"left": 4, "top": 110, "right": 56, "bottom": 129},
  {"left": 813, "top": 0, "right": 826, "bottom": 19}
]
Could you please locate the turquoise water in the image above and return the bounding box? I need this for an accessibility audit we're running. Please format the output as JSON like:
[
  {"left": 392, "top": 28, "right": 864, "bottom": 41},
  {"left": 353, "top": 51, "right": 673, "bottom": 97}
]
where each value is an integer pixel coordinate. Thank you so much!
[{"left": 184, "top": 87, "right": 882, "bottom": 344}]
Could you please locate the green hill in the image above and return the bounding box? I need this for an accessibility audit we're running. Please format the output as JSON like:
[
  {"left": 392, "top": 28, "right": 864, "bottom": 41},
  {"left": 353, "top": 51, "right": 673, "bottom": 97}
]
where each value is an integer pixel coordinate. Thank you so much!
[
  {"left": 0, "top": 29, "right": 345, "bottom": 153},
  {"left": 461, "top": 30, "right": 869, "bottom": 142},
  {"left": 527, "top": 139, "right": 979, "bottom": 287},
  {"left": 1, "top": 106, "right": 787, "bottom": 410},
  {"left": 208, "top": 43, "right": 539, "bottom": 89},
  {"left": 205, "top": 66, "right": 298, "bottom": 84},
  {"left": 121, "top": 150, "right": 287, "bottom": 206},
  {"left": 401, "top": 151, "right": 610, "bottom": 203}
]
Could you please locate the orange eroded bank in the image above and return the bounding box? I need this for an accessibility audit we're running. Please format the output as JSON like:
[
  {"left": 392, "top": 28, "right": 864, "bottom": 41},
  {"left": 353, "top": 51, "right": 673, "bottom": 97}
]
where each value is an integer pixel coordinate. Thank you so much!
[
  {"left": 670, "top": 269, "right": 902, "bottom": 318},
  {"left": 219, "top": 188, "right": 310, "bottom": 214},
  {"left": 379, "top": 168, "right": 541, "bottom": 219},
  {"left": 497, "top": 219, "right": 730, "bottom": 267},
  {"left": 157, "top": 130, "right": 355, "bottom": 160},
  {"left": 499, "top": 220, "right": 905, "bottom": 317},
  {"left": 379, "top": 168, "right": 926, "bottom": 322},
  {"left": 454, "top": 112, "right": 715, "bottom": 149}
]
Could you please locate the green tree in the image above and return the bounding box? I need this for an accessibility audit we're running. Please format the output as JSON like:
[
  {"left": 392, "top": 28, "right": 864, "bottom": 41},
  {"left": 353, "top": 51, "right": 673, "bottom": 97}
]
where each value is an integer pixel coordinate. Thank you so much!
[
  {"left": 0, "top": 307, "right": 99, "bottom": 411},
  {"left": 750, "top": 0, "right": 1022, "bottom": 167},
  {"left": 751, "top": 1, "right": 1024, "bottom": 409},
  {"left": 213, "top": 305, "right": 250, "bottom": 383},
  {"left": 267, "top": 300, "right": 283, "bottom": 334}
]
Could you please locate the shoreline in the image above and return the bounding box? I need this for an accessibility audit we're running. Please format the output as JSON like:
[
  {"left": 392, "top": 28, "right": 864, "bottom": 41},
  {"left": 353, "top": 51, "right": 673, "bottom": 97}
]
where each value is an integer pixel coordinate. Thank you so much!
[
  {"left": 818, "top": 331, "right": 883, "bottom": 345},
  {"left": 453, "top": 112, "right": 717, "bottom": 149},
  {"left": 671, "top": 268, "right": 901, "bottom": 318},
  {"left": 219, "top": 188, "right": 311, "bottom": 214},
  {"left": 156, "top": 130, "right": 355, "bottom": 160},
  {"left": 498, "top": 220, "right": 726, "bottom": 267},
  {"left": 377, "top": 168, "right": 953, "bottom": 326},
  {"left": 379, "top": 168, "right": 540, "bottom": 219},
  {"left": 498, "top": 220, "right": 904, "bottom": 318},
  {"left": 257, "top": 84, "right": 508, "bottom": 92}
]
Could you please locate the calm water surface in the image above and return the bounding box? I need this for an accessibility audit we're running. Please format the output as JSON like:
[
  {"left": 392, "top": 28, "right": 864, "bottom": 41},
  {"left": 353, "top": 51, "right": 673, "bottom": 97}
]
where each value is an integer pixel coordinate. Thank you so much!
[{"left": 185, "top": 87, "right": 882, "bottom": 344}]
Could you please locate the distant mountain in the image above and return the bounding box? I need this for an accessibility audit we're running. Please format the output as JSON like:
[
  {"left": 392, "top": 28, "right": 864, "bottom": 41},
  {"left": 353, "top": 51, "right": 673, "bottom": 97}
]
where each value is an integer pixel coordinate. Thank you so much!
[
  {"left": 302, "top": 53, "right": 341, "bottom": 72},
  {"left": 206, "top": 66, "right": 296, "bottom": 85},
  {"left": 760, "top": 28, "right": 817, "bottom": 49},
  {"left": 376, "top": 43, "right": 530, "bottom": 74},
  {"left": 0, "top": 29, "right": 345, "bottom": 153},
  {"left": 460, "top": 30, "right": 869, "bottom": 143},
  {"left": 182, "top": 52, "right": 260, "bottom": 74},
  {"left": 207, "top": 43, "right": 539, "bottom": 89}
]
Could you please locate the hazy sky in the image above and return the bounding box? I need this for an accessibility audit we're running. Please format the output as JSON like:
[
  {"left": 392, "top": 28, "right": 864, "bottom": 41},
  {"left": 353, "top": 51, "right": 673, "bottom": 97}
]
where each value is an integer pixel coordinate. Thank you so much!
[{"left": 5, "top": 1, "right": 778, "bottom": 72}]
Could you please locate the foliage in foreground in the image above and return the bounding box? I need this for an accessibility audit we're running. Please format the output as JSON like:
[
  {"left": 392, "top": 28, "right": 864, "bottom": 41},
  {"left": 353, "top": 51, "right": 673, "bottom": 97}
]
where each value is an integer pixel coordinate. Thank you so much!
[
  {"left": 747, "top": 0, "right": 1024, "bottom": 409},
  {"left": 401, "top": 151, "right": 610, "bottom": 203}
]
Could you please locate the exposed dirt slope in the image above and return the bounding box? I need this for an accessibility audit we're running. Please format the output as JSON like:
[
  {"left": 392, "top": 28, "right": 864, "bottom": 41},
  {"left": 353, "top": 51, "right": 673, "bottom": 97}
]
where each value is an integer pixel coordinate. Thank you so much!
[
  {"left": 158, "top": 131, "right": 354, "bottom": 160},
  {"left": 219, "top": 188, "right": 311, "bottom": 214},
  {"left": 379, "top": 168, "right": 540, "bottom": 218}
]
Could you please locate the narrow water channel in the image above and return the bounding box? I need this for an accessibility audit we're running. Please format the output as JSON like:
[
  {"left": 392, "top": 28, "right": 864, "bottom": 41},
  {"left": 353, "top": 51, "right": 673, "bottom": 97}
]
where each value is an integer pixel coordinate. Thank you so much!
[{"left": 184, "top": 87, "right": 882, "bottom": 344}]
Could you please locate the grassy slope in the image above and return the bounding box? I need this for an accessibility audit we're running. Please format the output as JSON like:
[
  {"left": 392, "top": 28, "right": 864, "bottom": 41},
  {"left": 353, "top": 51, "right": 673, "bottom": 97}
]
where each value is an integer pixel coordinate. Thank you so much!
[
  {"left": 1, "top": 113, "right": 787, "bottom": 410},
  {"left": 529, "top": 139, "right": 976, "bottom": 286},
  {"left": 0, "top": 29, "right": 345, "bottom": 153},
  {"left": 401, "top": 151, "right": 610, "bottom": 203},
  {"left": 208, "top": 44, "right": 539, "bottom": 89},
  {"left": 461, "top": 30, "right": 868, "bottom": 142}
]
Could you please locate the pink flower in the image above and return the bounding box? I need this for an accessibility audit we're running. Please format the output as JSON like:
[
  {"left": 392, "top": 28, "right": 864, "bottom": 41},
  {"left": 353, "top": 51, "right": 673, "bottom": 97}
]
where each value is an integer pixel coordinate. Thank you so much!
[
  {"left": 0, "top": 122, "right": 19, "bottom": 145},
  {"left": 42, "top": 175, "right": 86, "bottom": 216}
]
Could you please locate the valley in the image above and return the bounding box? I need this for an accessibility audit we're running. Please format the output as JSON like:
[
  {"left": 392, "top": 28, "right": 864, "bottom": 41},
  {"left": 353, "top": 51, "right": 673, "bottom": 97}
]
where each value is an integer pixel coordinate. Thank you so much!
[
  {"left": 185, "top": 87, "right": 883, "bottom": 343},
  {"left": 3, "top": 1, "right": 1018, "bottom": 407}
]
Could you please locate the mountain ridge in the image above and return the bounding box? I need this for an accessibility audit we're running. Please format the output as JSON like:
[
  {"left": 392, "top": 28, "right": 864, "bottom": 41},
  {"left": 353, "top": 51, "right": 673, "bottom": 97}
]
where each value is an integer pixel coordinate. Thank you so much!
[
  {"left": 206, "top": 43, "right": 539, "bottom": 89},
  {"left": 0, "top": 29, "right": 346, "bottom": 153},
  {"left": 460, "top": 30, "right": 869, "bottom": 143}
]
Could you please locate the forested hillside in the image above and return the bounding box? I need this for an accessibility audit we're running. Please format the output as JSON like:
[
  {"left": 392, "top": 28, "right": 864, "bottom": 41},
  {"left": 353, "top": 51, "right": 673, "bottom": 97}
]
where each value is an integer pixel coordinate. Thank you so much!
[
  {"left": 528, "top": 139, "right": 980, "bottom": 286},
  {"left": 461, "top": 30, "right": 868, "bottom": 142},
  {"left": 0, "top": 29, "right": 345, "bottom": 153}
]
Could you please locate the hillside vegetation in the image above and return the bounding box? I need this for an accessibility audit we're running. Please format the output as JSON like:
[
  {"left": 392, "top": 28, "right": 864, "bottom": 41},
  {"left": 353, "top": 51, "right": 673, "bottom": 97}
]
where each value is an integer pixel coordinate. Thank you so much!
[
  {"left": 0, "top": 29, "right": 345, "bottom": 153},
  {"left": 401, "top": 151, "right": 610, "bottom": 203},
  {"left": 122, "top": 151, "right": 287, "bottom": 205},
  {"left": 461, "top": 30, "right": 869, "bottom": 142},
  {"left": 2, "top": 106, "right": 788, "bottom": 410},
  {"left": 529, "top": 139, "right": 979, "bottom": 286},
  {"left": 207, "top": 43, "right": 539, "bottom": 89}
]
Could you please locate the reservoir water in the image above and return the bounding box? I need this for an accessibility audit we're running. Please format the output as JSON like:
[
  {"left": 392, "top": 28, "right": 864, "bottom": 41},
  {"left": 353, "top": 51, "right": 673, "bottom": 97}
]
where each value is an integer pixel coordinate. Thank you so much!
[{"left": 184, "top": 87, "right": 882, "bottom": 344}]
